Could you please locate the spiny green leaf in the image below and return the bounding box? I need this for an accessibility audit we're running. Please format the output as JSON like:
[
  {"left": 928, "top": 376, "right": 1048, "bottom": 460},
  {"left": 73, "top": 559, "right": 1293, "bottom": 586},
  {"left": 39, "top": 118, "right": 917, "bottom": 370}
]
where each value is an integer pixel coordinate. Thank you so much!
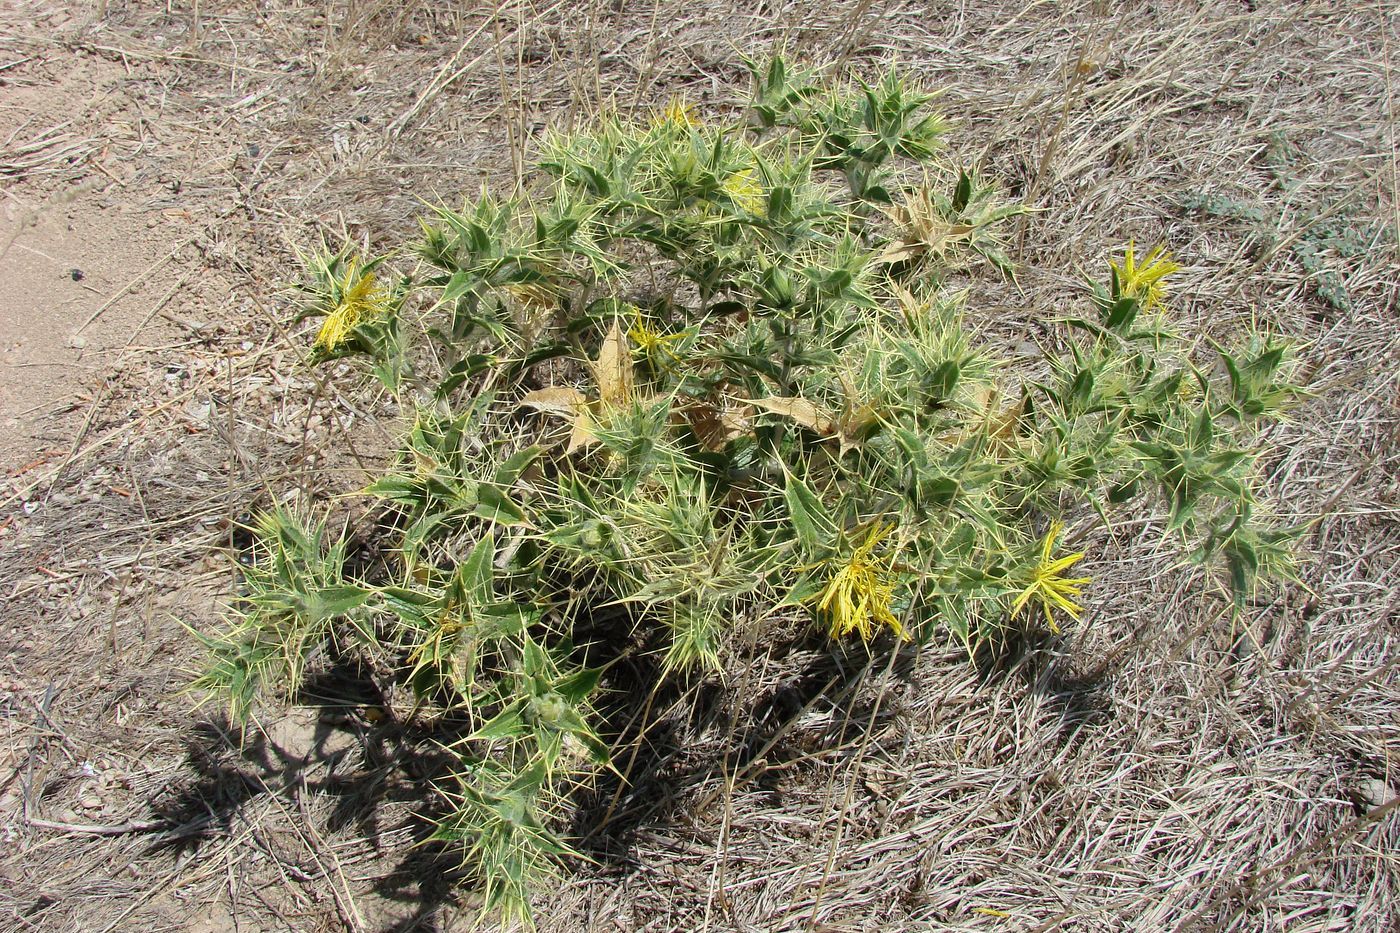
[
  {"left": 782, "top": 469, "right": 837, "bottom": 555},
  {"left": 471, "top": 699, "right": 529, "bottom": 741}
]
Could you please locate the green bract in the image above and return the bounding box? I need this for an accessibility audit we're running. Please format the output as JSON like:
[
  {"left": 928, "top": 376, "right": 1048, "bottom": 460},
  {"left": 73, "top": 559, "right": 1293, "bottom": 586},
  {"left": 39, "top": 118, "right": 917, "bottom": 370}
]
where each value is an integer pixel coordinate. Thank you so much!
[{"left": 193, "top": 56, "right": 1304, "bottom": 927}]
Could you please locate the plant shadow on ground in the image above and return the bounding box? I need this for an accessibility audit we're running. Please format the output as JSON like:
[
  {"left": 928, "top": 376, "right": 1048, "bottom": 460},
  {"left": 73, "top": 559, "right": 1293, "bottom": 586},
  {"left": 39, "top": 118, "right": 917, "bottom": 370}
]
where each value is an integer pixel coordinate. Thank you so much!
[
  {"left": 973, "top": 630, "right": 1116, "bottom": 748},
  {"left": 148, "top": 608, "right": 926, "bottom": 931},
  {"left": 566, "top": 617, "right": 920, "bottom": 868},
  {"left": 145, "top": 655, "right": 473, "bottom": 931}
]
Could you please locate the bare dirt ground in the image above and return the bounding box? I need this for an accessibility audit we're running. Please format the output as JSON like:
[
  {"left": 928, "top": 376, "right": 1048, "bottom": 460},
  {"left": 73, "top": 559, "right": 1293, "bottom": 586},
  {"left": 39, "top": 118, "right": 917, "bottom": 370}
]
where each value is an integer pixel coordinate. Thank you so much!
[{"left": 0, "top": 1, "right": 1397, "bottom": 931}]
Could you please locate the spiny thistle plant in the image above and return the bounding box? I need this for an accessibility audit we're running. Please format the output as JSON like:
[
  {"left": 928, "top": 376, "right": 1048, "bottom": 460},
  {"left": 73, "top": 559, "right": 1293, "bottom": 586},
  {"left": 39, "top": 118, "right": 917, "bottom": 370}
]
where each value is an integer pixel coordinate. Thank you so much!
[{"left": 192, "top": 55, "right": 1305, "bottom": 926}]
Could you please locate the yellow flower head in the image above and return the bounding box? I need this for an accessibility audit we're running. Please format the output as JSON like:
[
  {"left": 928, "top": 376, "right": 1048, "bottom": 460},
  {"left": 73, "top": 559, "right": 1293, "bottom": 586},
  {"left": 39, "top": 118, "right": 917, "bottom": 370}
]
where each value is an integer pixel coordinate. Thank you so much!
[
  {"left": 1110, "top": 241, "right": 1180, "bottom": 311},
  {"left": 811, "top": 521, "right": 907, "bottom": 642},
  {"left": 314, "top": 261, "right": 390, "bottom": 352},
  {"left": 627, "top": 308, "right": 687, "bottom": 366},
  {"left": 1010, "top": 521, "right": 1091, "bottom": 634},
  {"left": 721, "top": 168, "right": 766, "bottom": 216},
  {"left": 655, "top": 98, "right": 700, "bottom": 128}
]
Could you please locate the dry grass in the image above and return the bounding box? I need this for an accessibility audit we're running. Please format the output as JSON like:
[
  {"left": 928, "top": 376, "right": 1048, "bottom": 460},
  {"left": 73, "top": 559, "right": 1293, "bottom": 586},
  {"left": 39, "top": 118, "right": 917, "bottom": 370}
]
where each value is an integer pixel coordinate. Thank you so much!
[{"left": 0, "top": 0, "right": 1396, "bottom": 930}]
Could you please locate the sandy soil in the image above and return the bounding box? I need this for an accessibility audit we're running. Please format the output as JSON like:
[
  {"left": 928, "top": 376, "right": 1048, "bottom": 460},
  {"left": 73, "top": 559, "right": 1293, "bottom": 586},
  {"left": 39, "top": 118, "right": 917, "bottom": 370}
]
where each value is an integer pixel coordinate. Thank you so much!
[
  {"left": 1, "top": 50, "right": 187, "bottom": 471},
  {"left": 0, "top": 1, "right": 1396, "bottom": 931}
]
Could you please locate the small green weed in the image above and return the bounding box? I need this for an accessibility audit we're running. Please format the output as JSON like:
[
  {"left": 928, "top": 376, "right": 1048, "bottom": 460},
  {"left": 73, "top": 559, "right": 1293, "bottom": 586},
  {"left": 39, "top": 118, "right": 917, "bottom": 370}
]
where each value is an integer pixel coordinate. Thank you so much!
[{"left": 1182, "top": 130, "right": 1387, "bottom": 314}]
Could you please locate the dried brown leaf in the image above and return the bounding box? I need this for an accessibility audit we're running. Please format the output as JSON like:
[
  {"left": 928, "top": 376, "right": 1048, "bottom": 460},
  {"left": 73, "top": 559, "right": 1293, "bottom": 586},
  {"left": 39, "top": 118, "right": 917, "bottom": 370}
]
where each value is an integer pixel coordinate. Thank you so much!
[{"left": 687, "top": 402, "right": 753, "bottom": 451}]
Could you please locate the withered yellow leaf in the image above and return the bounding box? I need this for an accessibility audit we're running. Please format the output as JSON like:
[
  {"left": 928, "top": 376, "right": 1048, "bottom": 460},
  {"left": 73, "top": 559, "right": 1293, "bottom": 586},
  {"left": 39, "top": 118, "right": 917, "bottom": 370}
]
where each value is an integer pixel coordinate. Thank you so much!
[
  {"left": 566, "top": 406, "right": 599, "bottom": 455},
  {"left": 519, "top": 387, "right": 600, "bottom": 455},
  {"left": 877, "top": 239, "right": 924, "bottom": 266},
  {"left": 879, "top": 187, "right": 977, "bottom": 265},
  {"left": 986, "top": 392, "right": 1027, "bottom": 444},
  {"left": 593, "top": 319, "right": 633, "bottom": 406},
  {"left": 751, "top": 396, "right": 836, "bottom": 436},
  {"left": 519, "top": 386, "right": 587, "bottom": 417},
  {"left": 836, "top": 402, "right": 879, "bottom": 456}
]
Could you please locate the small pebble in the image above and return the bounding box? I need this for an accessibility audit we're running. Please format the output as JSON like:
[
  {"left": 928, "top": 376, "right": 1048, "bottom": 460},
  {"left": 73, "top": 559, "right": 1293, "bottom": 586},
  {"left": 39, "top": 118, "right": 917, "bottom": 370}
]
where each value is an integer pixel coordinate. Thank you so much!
[{"left": 1355, "top": 778, "right": 1396, "bottom": 811}]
